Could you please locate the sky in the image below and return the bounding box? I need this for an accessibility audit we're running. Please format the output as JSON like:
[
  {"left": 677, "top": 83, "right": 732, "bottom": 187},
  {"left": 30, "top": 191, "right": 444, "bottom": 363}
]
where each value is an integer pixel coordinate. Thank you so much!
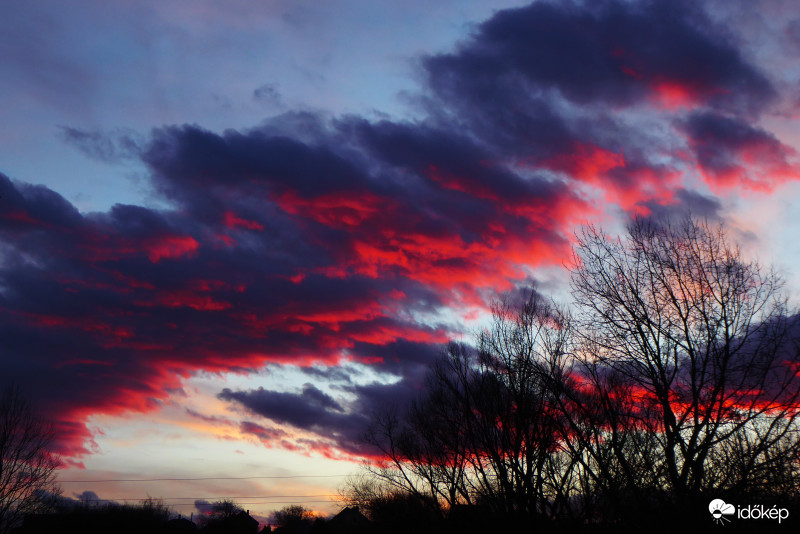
[{"left": 2, "top": 0, "right": 800, "bottom": 522}]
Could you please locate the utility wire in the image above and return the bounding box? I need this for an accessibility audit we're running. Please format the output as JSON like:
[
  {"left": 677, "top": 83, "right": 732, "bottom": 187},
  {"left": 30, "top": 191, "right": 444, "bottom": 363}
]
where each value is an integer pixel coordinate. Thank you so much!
[
  {"left": 59, "top": 475, "right": 349, "bottom": 483},
  {"left": 77, "top": 500, "right": 336, "bottom": 506},
  {"left": 76, "top": 495, "right": 338, "bottom": 501},
  {"left": 187, "top": 501, "right": 334, "bottom": 505},
  {"left": 209, "top": 501, "right": 333, "bottom": 504}
]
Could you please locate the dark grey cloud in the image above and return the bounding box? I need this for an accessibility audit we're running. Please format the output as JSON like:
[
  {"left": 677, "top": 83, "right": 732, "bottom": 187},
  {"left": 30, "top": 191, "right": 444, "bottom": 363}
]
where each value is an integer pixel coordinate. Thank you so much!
[
  {"left": 219, "top": 384, "right": 368, "bottom": 454},
  {"left": 636, "top": 188, "right": 723, "bottom": 222},
  {"left": 219, "top": 384, "right": 346, "bottom": 429},
  {"left": 219, "top": 375, "right": 430, "bottom": 455},
  {"left": 679, "top": 111, "right": 799, "bottom": 189},
  {"left": 299, "top": 365, "right": 354, "bottom": 384},
  {"left": 425, "top": 0, "right": 773, "bottom": 116}
]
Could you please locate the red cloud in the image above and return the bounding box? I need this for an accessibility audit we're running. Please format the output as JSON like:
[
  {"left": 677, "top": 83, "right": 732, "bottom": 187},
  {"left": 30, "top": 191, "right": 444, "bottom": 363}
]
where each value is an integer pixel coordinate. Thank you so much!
[
  {"left": 347, "top": 324, "right": 449, "bottom": 346},
  {"left": 135, "top": 290, "right": 232, "bottom": 311},
  {"left": 649, "top": 79, "right": 726, "bottom": 110},
  {"left": 528, "top": 142, "right": 681, "bottom": 211},
  {"left": 145, "top": 235, "right": 200, "bottom": 262},
  {"left": 538, "top": 142, "right": 626, "bottom": 182},
  {"left": 696, "top": 138, "right": 800, "bottom": 192},
  {"left": 276, "top": 191, "right": 386, "bottom": 228},
  {"left": 77, "top": 233, "right": 199, "bottom": 263},
  {"left": 223, "top": 211, "right": 264, "bottom": 231},
  {"left": 682, "top": 113, "right": 800, "bottom": 192}
]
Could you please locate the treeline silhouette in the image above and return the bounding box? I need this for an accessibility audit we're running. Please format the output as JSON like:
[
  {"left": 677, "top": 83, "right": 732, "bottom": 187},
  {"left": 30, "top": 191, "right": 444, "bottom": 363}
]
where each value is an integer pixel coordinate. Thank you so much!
[
  {"left": 14, "top": 499, "right": 187, "bottom": 534},
  {"left": 12, "top": 500, "right": 371, "bottom": 534},
  {"left": 342, "top": 217, "right": 800, "bottom": 532}
]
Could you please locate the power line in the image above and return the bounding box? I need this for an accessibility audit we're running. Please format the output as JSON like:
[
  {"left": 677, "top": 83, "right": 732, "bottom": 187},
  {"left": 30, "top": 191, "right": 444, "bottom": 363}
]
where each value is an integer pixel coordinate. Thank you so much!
[
  {"left": 188, "top": 501, "right": 334, "bottom": 505},
  {"left": 59, "top": 475, "right": 349, "bottom": 483},
  {"left": 76, "top": 500, "right": 336, "bottom": 506},
  {"left": 215, "top": 501, "right": 333, "bottom": 505},
  {"left": 76, "top": 495, "right": 338, "bottom": 501}
]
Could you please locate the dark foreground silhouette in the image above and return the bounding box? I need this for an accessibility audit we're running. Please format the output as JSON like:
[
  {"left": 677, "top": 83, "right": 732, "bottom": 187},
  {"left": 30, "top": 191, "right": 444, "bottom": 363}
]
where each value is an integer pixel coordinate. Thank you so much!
[{"left": 12, "top": 497, "right": 800, "bottom": 534}]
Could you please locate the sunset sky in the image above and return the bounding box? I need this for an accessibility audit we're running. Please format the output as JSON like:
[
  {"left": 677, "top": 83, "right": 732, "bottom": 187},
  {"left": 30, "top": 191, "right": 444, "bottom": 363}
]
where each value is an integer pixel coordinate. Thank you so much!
[{"left": 2, "top": 0, "right": 800, "bottom": 521}]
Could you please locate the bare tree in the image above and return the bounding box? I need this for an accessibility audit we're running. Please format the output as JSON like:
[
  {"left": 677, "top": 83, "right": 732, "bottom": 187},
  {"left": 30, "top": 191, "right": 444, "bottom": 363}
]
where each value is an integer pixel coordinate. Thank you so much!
[
  {"left": 359, "top": 399, "right": 454, "bottom": 516},
  {"left": 272, "top": 504, "right": 311, "bottom": 523},
  {"left": 466, "top": 293, "right": 573, "bottom": 519},
  {"left": 0, "top": 385, "right": 61, "bottom": 534},
  {"left": 360, "top": 291, "right": 574, "bottom": 521},
  {"left": 339, "top": 473, "right": 392, "bottom": 516},
  {"left": 569, "top": 216, "right": 800, "bottom": 505},
  {"left": 203, "top": 499, "right": 242, "bottom": 520},
  {"left": 271, "top": 504, "right": 315, "bottom": 533},
  {"left": 354, "top": 216, "right": 800, "bottom": 528}
]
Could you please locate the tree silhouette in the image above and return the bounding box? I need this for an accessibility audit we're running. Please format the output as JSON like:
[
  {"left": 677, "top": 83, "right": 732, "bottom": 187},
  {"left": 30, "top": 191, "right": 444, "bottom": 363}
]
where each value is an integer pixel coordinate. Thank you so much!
[
  {"left": 361, "top": 291, "right": 573, "bottom": 523},
  {"left": 354, "top": 216, "right": 800, "bottom": 529},
  {"left": 568, "top": 216, "right": 800, "bottom": 509},
  {"left": 0, "top": 385, "right": 60, "bottom": 534},
  {"left": 197, "top": 499, "right": 259, "bottom": 534},
  {"left": 271, "top": 505, "right": 314, "bottom": 534}
]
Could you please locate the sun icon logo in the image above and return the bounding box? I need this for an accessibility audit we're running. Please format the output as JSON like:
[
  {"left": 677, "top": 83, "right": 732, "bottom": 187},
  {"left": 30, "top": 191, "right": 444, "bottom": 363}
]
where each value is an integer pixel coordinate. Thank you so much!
[{"left": 709, "top": 499, "right": 736, "bottom": 525}]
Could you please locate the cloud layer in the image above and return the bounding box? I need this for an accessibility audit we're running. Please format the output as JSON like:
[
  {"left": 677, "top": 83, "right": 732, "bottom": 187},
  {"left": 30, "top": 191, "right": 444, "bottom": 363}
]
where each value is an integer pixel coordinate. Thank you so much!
[{"left": 1, "top": 0, "right": 799, "bottom": 460}]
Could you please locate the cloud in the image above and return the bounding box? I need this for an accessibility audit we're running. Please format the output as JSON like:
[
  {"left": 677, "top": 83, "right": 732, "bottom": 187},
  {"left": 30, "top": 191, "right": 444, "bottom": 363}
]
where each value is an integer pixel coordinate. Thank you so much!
[
  {"left": 635, "top": 188, "right": 724, "bottom": 222},
  {"left": 680, "top": 111, "right": 800, "bottom": 191},
  {"left": 39, "top": 490, "right": 120, "bottom": 509},
  {"left": 299, "top": 365, "right": 355, "bottom": 384},
  {"left": 239, "top": 421, "right": 289, "bottom": 442},
  {"left": 57, "top": 127, "right": 144, "bottom": 164},
  {"left": 424, "top": 0, "right": 773, "bottom": 116},
  {"left": 253, "top": 83, "right": 283, "bottom": 107},
  {"left": 220, "top": 385, "right": 363, "bottom": 453},
  {"left": 2, "top": 0, "right": 798, "bottom": 460},
  {"left": 221, "top": 376, "right": 426, "bottom": 457}
]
